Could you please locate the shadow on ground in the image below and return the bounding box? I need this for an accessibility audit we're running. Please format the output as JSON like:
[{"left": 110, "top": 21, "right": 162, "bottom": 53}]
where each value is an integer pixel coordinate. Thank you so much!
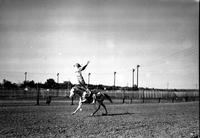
[{"left": 92, "top": 112, "right": 136, "bottom": 117}]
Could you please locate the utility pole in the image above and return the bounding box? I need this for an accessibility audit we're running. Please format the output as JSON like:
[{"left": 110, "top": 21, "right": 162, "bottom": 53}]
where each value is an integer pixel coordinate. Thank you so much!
[
  {"left": 114, "top": 71, "right": 116, "bottom": 90},
  {"left": 24, "top": 72, "right": 27, "bottom": 83},
  {"left": 57, "top": 73, "right": 59, "bottom": 84},
  {"left": 88, "top": 73, "right": 91, "bottom": 86},
  {"left": 132, "top": 68, "right": 135, "bottom": 89},
  {"left": 137, "top": 65, "right": 140, "bottom": 88}
]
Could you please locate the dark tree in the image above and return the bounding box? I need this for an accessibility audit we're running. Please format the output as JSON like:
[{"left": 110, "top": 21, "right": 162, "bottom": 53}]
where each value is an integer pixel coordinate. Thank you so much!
[
  {"left": 62, "top": 81, "right": 73, "bottom": 89},
  {"left": 21, "top": 80, "right": 36, "bottom": 88},
  {"left": 45, "top": 78, "right": 57, "bottom": 89},
  {"left": 3, "top": 79, "right": 13, "bottom": 89},
  {"left": 27, "top": 80, "right": 36, "bottom": 88}
]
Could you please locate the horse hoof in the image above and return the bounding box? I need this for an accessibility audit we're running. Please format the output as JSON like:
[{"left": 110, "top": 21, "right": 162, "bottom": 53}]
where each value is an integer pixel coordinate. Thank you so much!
[
  {"left": 90, "top": 113, "right": 94, "bottom": 116},
  {"left": 71, "top": 112, "right": 75, "bottom": 115}
]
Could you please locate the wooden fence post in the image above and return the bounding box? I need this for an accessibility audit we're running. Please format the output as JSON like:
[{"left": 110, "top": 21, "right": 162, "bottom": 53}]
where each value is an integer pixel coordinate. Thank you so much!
[
  {"left": 172, "top": 97, "right": 174, "bottom": 103},
  {"left": 158, "top": 90, "right": 161, "bottom": 103},
  {"left": 142, "top": 89, "right": 145, "bottom": 103},
  {"left": 122, "top": 90, "right": 125, "bottom": 104},
  {"left": 71, "top": 97, "right": 74, "bottom": 105},
  {"left": 36, "top": 83, "right": 40, "bottom": 105},
  {"left": 130, "top": 90, "right": 133, "bottom": 104}
]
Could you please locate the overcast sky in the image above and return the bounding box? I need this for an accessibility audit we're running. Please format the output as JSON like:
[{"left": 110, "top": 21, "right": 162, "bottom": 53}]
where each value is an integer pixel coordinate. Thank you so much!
[{"left": 0, "top": 0, "right": 199, "bottom": 89}]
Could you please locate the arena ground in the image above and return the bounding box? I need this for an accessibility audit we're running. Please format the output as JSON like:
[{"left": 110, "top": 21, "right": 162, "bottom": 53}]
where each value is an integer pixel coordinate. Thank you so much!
[{"left": 0, "top": 100, "right": 199, "bottom": 137}]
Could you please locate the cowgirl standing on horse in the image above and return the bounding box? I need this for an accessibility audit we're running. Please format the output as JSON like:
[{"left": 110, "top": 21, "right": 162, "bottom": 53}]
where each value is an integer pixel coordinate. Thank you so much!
[
  {"left": 70, "top": 61, "right": 112, "bottom": 115},
  {"left": 74, "top": 61, "right": 96, "bottom": 104}
]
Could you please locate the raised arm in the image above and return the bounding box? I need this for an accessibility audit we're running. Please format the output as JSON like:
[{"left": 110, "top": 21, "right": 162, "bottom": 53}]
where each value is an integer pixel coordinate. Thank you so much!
[{"left": 80, "top": 61, "right": 89, "bottom": 71}]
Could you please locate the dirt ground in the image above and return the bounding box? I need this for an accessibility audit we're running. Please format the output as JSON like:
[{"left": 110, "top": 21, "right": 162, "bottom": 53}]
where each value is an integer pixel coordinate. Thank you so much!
[{"left": 0, "top": 101, "right": 199, "bottom": 138}]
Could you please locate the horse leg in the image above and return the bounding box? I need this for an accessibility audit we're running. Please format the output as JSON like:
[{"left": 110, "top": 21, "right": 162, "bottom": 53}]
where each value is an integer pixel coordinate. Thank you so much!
[
  {"left": 101, "top": 102, "right": 108, "bottom": 115},
  {"left": 91, "top": 104, "right": 101, "bottom": 116},
  {"left": 72, "top": 98, "right": 82, "bottom": 115}
]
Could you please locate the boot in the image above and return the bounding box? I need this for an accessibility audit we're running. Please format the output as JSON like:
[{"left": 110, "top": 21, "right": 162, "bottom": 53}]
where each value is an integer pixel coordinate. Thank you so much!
[
  {"left": 91, "top": 94, "right": 96, "bottom": 104},
  {"left": 82, "top": 92, "right": 87, "bottom": 103}
]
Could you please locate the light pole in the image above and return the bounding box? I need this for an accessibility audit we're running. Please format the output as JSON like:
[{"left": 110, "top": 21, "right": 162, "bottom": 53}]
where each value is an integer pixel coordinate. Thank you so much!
[
  {"left": 57, "top": 73, "right": 59, "bottom": 84},
  {"left": 137, "top": 65, "right": 140, "bottom": 88},
  {"left": 132, "top": 68, "right": 135, "bottom": 89},
  {"left": 24, "top": 72, "right": 27, "bottom": 83},
  {"left": 114, "top": 71, "right": 116, "bottom": 90},
  {"left": 88, "top": 73, "right": 91, "bottom": 86}
]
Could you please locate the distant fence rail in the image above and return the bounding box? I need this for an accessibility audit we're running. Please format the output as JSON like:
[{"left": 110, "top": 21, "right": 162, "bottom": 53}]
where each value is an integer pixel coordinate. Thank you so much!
[
  {"left": 0, "top": 88, "right": 199, "bottom": 102},
  {"left": 104, "top": 89, "right": 199, "bottom": 99},
  {"left": 0, "top": 88, "right": 69, "bottom": 100}
]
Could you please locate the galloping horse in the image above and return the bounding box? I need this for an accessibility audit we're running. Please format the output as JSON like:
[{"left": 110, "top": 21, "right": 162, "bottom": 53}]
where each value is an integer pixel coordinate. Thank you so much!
[{"left": 69, "top": 86, "right": 112, "bottom": 116}]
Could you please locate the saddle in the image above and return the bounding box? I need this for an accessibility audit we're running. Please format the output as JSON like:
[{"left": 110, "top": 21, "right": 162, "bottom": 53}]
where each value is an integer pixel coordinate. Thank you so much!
[
  {"left": 74, "top": 85, "right": 93, "bottom": 102},
  {"left": 74, "top": 85, "right": 101, "bottom": 103}
]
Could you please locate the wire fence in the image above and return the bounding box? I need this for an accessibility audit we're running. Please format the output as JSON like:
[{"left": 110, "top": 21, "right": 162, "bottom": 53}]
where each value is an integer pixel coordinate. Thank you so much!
[{"left": 0, "top": 88, "right": 199, "bottom": 103}]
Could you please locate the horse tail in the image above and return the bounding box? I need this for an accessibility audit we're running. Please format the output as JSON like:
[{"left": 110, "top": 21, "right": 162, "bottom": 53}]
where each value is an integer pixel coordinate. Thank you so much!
[{"left": 103, "top": 93, "right": 113, "bottom": 103}]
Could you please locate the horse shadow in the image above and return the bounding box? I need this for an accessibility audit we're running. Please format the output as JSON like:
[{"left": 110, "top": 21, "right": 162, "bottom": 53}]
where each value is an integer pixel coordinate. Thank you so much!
[{"left": 90, "top": 112, "right": 135, "bottom": 117}]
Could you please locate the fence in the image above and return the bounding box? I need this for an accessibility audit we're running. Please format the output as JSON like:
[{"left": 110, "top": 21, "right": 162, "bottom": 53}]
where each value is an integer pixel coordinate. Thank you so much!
[
  {"left": 0, "top": 88, "right": 199, "bottom": 102},
  {"left": 0, "top": 88, "right": 69, "bottom": 100},
  {"left": 104, "top": 89, "right": 199, "bottom": 99}
]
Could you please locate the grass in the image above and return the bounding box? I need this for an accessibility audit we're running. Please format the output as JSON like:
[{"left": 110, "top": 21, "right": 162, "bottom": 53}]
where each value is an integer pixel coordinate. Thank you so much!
[{"left": 0, "top": 100, "right": 199, "bottom": 137}]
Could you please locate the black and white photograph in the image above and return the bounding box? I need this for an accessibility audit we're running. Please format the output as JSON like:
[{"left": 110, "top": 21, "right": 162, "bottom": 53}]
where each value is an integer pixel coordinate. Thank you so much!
[{"left": 0, "top": 0, "right": 199, "bottom": 137}]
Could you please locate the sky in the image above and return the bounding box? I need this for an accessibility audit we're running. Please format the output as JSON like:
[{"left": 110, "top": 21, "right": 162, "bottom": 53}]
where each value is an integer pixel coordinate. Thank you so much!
[{"left": 0, "top": 0, "right": 199, "bottom": 89}]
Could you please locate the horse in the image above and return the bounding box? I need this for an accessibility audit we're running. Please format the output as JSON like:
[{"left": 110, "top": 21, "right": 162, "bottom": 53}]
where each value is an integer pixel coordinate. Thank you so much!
[{"left": 69, "top": 86, "right": 112, "bottom": 116}]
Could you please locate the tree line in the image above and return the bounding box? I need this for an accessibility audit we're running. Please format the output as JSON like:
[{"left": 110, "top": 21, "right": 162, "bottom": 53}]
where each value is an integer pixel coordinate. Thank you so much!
[
  {"left": 0, "top": 79, "right": 72, "bottom": 89},
  {"left": 1, "top": 79, "right": 196, "bottom": 91},
  {"left": 0, "top": 79, "right": 139, "bottom": 90}
]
